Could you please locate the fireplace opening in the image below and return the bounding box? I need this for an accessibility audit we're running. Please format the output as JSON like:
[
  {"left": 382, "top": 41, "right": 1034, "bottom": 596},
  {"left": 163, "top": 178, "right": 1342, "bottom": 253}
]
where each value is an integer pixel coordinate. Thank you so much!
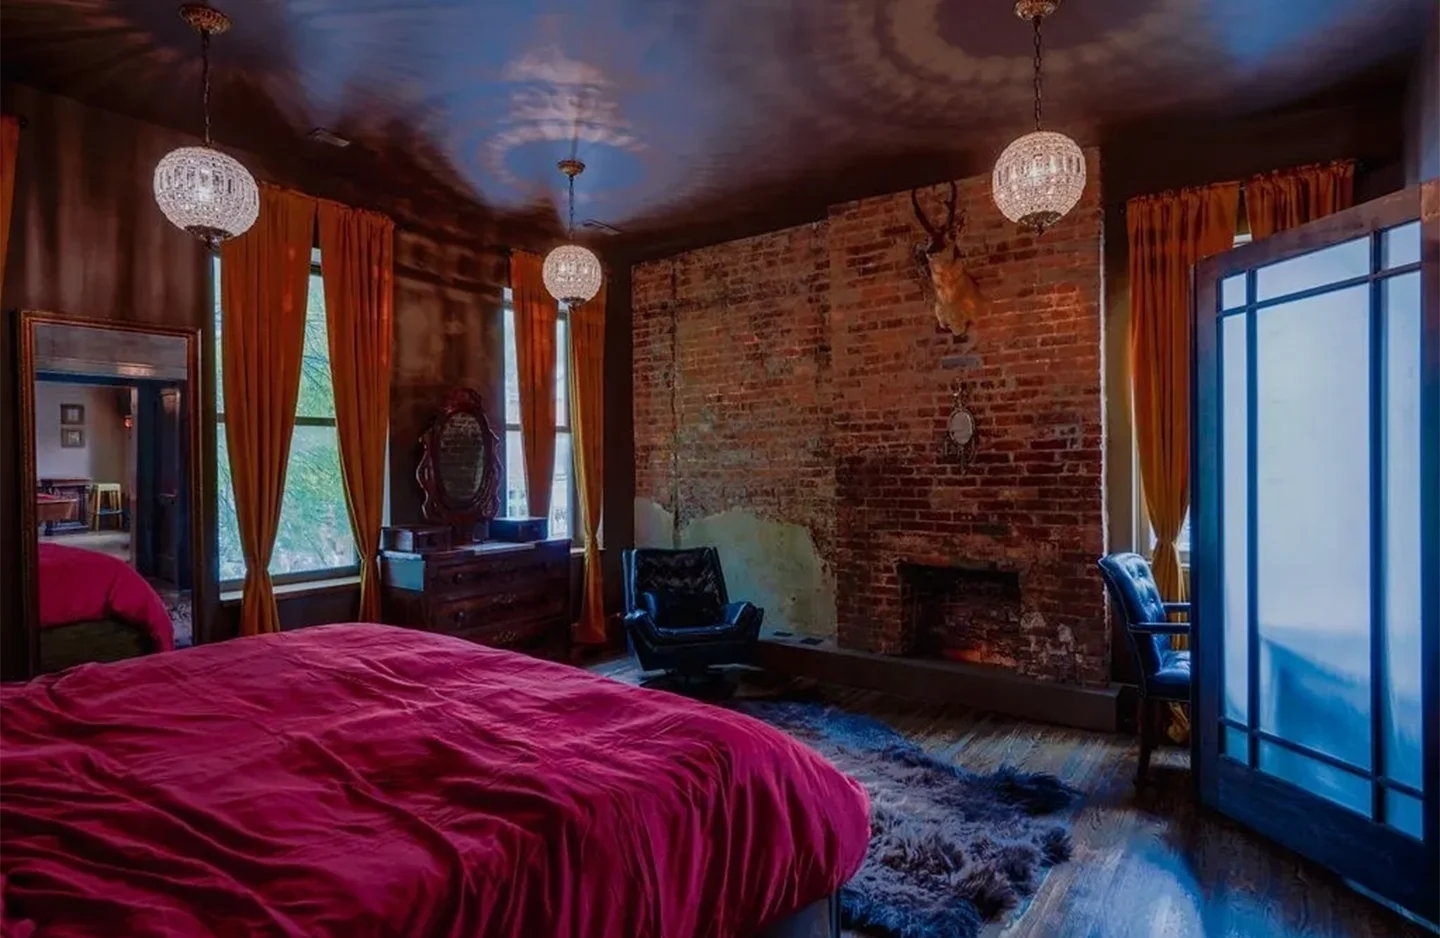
[{"left": 899, "top": 562, "right": 1024, "bottom": 668}]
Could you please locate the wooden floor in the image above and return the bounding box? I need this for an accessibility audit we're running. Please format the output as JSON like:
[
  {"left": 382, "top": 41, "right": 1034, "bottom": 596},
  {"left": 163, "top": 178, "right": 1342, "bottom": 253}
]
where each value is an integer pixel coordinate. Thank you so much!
[{"left": 590, "top": 658, "right": 1429, "bottom": 938}]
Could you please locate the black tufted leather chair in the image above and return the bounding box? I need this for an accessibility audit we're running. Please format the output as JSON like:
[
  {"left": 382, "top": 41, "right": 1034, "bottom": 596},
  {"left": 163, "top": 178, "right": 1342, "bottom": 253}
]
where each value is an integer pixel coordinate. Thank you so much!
[
  {"left": 622, "top": 547, "right": 764, "bottom": 680},
  {"left": 1098, "top": 551, "right": 1191, "bottom": 783}
]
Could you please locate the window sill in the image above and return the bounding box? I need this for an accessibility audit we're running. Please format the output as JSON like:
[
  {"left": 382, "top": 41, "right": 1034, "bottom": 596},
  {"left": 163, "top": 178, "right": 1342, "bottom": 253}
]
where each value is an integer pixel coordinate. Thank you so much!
[{"left": 219, "top": 574, "right": 362, "bottom": 607}]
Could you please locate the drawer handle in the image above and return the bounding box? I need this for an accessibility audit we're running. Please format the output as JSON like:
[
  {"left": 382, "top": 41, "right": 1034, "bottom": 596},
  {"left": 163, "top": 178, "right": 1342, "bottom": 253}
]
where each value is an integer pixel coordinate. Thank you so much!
[
  {"left": 452, "top": 573, "right": 464, "bottom": 584},
  {"left": 454, "top": 610, "right": 468, "bottom": 623}
]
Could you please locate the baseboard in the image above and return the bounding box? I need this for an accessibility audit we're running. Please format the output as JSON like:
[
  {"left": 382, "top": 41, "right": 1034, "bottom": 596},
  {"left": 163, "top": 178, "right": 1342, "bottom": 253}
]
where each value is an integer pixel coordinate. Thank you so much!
[{"left": 756, "top": 638, "right": 1120, "bottom": 733}]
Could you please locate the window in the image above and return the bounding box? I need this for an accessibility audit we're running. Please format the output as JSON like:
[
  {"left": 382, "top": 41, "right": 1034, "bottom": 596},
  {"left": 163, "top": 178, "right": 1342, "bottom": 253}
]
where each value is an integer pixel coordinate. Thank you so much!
[
  {"left": 502, "top": 295, "right": 573, "bottom": 539},
  {"left": 213, "top": 252, "right": 357, "bottom": 584}
]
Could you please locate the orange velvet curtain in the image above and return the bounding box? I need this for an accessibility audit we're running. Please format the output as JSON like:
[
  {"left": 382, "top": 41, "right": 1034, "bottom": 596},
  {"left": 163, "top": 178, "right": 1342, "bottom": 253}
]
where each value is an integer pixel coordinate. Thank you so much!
[
  {"left": 510, "top": 251, "right": 558, "bottom": 520},
  {"left": 1246, "top": 160, "right": 1355, "bottom": 239},
  {"left": 318, "top": 201, "right": 394, "bottom": 623},
  {"left": 0, "top": 115, "right": 20, "bottom": 301},
  {"left": 569, "top": 283, "right": 606, "bottom": 644},
  {"left": 220, "top": 185, "right": 316, "bottom": 635},
  {"left": 1127, "top": 182, "right": 1241, "bottom": 611}
]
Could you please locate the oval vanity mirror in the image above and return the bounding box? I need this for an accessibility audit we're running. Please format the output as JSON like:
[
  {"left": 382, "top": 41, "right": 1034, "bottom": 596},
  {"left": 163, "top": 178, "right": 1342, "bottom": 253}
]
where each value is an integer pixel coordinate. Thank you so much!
[{"left": 416, "top": 388, "right": 502, "bottom": 539}]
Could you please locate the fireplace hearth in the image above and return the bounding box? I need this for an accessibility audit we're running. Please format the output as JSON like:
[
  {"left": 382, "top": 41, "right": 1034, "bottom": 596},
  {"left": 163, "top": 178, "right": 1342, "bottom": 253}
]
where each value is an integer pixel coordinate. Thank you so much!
[{"left": 900, "top": 562, "right": 1029, "bottom": 669}]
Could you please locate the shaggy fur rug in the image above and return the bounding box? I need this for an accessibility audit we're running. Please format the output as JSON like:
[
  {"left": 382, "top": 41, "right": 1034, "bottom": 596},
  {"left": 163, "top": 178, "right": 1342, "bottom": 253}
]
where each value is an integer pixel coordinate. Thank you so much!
[{"left": 736, "top": 700, "right": 1079, "bottom": 938}]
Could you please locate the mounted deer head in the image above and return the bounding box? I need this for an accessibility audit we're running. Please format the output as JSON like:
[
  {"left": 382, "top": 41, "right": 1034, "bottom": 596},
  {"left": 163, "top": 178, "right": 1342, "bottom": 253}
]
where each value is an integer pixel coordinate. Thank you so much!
[{"left": 912, "top": 182, "right": 983, "bottom": 341}]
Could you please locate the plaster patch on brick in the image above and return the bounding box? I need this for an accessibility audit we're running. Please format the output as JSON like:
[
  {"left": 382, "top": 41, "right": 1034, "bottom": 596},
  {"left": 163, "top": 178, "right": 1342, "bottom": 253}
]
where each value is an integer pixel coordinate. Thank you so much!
[
  {"left": 681, "top": 509, "right": 836, "bottom": 639},
  {"left": 634, "top": 498, "right": 676, "bottom": 548}
]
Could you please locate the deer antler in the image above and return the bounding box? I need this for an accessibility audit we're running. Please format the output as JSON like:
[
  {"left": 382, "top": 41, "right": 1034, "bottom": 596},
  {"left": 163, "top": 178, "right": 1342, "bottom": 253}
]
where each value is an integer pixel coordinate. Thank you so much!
[{"left": 911, "top": 181, "right": 958, "bottom": 255}]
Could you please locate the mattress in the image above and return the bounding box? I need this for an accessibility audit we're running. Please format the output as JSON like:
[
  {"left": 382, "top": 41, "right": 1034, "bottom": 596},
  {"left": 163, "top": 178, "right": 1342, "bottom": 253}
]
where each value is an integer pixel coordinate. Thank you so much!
[{"left": 0, "top": 623, "right": 869, "bottom": 937}]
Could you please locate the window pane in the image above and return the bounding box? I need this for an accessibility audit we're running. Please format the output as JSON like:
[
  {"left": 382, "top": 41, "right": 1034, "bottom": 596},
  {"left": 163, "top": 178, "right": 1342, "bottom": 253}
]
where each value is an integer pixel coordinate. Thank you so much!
[
  {"left": 1257, "top": 741, "right": 1371, "bottom": 818},
  {"left": 271, "top": 424, "right": 354, "bottom": 575},
  {"left": 216, "top": 427, "right": 244, "bottom": 581},
  {"left": 1221, "top": 273, "right": 1247, "bottom": 310},
  {"left": 1224, "top": 726, "right": 1250, "bottom": 766},
  {"left": 503, "top": 305, "right": 520, "bottom": 426},
  {"left": 1255, "top": 284, "right": 1371, "bottom": 770},
  {"left": 215, "top": 254, "right": 354, "bottom": 581},
  {"left": 1383, "top": 272, "right": 1423, "bottom": 789},
  {"left": 1386, "top": 789, "right": 1424, "bottom": 840},
  {"left": 555, "top": 316, "right": 569, "bottom": 427},
  {"left": 1221, "top": 313, "right": 1249, "bottom": 725},
  {"left": 213, "top": 255, "right": 224, "bottom": 415},
  {"left": 505, "top": 428, "right": 526, "bottom": 518},
  {"left": 1256, "top": 237, "right": 1369, "bottom": 302},
  {"left": 552, "top": 432, "right": 571, "bottom": 539},
  {"left": 296, "top": 272, "right": 335, "bottom": 419},
  {"left": 1381, "top": 221, "right": 1420, "bottom": 270}
]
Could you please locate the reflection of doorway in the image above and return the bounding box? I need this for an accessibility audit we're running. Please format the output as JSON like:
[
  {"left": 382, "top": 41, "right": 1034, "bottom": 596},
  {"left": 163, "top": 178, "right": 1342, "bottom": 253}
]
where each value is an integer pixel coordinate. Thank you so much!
[{"left": 34, "top": 373, "right": 193, "bottom": 647}]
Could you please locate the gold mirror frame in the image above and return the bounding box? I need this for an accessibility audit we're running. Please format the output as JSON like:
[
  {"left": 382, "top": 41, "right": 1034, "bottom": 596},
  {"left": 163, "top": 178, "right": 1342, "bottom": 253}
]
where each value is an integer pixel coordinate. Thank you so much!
[{"left": 17, "top": 311, "right": 205, "bottom": 676}]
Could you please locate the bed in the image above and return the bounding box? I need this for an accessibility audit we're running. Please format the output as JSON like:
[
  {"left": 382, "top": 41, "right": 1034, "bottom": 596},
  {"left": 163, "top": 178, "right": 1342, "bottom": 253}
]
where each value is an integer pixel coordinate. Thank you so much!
[
  {"left": 0, "top": 623, "right": 870, "bottom": 937},
  {"left": 35, "top": 542, "right": 174, "bottom": 672}
]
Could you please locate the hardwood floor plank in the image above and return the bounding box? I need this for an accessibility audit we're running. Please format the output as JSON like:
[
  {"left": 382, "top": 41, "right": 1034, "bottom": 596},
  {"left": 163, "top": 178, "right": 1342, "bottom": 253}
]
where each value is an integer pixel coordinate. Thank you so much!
[{"left": 588, "top": 659, "right": 1427, "bottom": 937}]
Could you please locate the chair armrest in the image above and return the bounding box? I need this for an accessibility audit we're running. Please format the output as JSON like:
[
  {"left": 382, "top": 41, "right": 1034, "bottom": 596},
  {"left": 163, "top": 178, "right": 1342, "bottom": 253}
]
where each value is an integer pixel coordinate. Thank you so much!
[
  {"left": 1162, "top": 602, "right": 1191, "bottom": 617},
  {"left": 1131, "top": 621, "right": 1192, "bottom": 635},
  {"left": 623, "top": 609, "right": 661, "bottom": 642},
  {"left": 722, "top": 601, "right": 763, "bottom": 636}
]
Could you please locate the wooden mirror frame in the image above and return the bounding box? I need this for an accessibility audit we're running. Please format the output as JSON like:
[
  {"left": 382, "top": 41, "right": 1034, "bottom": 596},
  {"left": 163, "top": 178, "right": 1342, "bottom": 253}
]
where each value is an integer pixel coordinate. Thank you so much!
[
  {"left": 17, "top": 310, "right": 205, "bottom": 678},
  {"left": 415, "top": 387, "right": 502, "bottom": 537}
]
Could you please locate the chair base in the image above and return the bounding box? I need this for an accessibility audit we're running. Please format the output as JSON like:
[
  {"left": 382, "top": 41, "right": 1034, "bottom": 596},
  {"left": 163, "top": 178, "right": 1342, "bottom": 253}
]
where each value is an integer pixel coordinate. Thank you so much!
[
  {"left": 639, "top": 668, "right": 735, "bottom": 701},
  {"left": 1136, "top": 697, "right": 1189, "bottom": 786}
]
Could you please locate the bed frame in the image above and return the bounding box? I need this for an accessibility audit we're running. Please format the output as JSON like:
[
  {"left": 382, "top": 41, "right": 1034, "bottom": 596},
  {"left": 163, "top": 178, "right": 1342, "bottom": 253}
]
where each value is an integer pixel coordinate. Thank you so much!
[
  {"left": 758, "top": 892, "right": 840, "bottom": 938},
  {"left": 38, "top": 618, "right": 156, "bottom": 674}
]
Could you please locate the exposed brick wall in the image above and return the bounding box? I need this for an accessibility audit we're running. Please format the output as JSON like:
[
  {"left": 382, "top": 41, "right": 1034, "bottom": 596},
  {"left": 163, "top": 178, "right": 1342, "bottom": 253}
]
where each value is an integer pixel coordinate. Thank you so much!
[
  {"left": 633, "top": 225, "right": 834, "bottom": 559},
  {"left": 633, "top": 152, "right": 1107, "bottom": 684}
]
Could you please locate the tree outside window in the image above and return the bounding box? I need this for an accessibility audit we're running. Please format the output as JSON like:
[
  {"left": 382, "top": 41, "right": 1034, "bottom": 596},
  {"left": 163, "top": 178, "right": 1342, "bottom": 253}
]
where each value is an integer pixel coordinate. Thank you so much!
[
  {"left": 502, "top": 297, "right": 573, "bottom": 539},
  {"left": 213, "top": 252, "right": 357, "bottom": 583}
]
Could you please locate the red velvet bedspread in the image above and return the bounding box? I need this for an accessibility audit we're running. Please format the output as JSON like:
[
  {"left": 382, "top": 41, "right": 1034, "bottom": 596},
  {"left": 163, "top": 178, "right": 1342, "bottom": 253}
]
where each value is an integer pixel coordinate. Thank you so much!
[
  {"left": 36, "top": 543, "right": 174, "bottom": 651},
  {"left": 0, "top": 624, "right": 869, "bottom": 937}
]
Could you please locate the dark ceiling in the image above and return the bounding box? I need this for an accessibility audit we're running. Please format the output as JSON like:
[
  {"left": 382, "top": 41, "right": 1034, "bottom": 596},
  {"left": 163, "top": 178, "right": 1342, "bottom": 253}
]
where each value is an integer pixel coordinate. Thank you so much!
[{"left": 1, "top": 0, "right": 1431, "bottom": 246}]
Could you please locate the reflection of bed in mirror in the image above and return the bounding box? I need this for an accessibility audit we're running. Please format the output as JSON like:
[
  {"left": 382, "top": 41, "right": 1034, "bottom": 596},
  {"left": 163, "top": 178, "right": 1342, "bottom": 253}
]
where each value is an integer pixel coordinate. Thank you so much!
[{"left": 18, "top": 312, "right": 203, "bottom": 675}]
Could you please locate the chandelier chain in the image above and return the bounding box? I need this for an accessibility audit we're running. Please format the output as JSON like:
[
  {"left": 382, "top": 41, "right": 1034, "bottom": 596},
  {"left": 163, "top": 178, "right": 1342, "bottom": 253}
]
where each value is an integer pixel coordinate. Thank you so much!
[
  {"left": 568, "top": 171, "right": 576, "bottom": 237},
  {"left": 201, "top": 29, "right": 212, "bottom": 144},
  {"left": 1032, "top": 16, "right": 1043, "bottom": 132}
]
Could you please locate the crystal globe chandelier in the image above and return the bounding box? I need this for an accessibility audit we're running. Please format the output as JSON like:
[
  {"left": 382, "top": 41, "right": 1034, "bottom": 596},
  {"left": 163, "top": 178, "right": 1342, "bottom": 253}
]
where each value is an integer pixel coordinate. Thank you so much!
[
  {"left": 542, "top": 160, "right": 603, "bottom": 306},
  {"left": 992, "top": 0, "right": 1086, "bottom": 232},
  {"left": 153, "top": 4, "right": 258, "bottom": 245}
]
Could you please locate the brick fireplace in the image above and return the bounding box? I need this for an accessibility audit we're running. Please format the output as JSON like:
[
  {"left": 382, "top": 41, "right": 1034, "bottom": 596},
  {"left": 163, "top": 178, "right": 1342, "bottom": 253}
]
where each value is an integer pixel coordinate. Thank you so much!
[{"left": 632, "top": 151, "right": 1108, "bottom": 686}]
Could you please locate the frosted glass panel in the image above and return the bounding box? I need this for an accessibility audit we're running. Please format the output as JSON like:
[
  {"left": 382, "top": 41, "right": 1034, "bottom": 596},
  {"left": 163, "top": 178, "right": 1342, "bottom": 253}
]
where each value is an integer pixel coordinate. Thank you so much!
[
  {"left": 1255, "top": 285, "right": 1371, "bottom": 770},
  {"left": 1222, "top": 315, "right": 1249, "bottom": 724},
  {"left": 1222, "top": 274, "right": 1247, "bottom": 310},
  {"left": 1383, "top": 272, "right": 1423, "bottom": 790},
  {"left": 1258, "top": 742, "right": 1371, "bottom": 817},
  {"left": 1224, "top": 726, "right": 1250, "bottom": 765},
  {"left": 1381, "top": 221, "right": 1421, "bottom": 269},
  {"left": 1386, "top": 789, "right": 1424, "bottom": 840},
  {"left": 1256, "top": 237, "right": 1369, "bottom": 302}
]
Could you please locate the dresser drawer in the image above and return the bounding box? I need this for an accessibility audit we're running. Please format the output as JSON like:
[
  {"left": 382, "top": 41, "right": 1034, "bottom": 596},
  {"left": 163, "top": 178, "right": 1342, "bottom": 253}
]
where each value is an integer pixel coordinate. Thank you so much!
[
  {"left": 426, "top": 552, "right": 564, "bottom": 597},
  {"left": 430, "top": 588, "right": 568, "bottom": 635}
]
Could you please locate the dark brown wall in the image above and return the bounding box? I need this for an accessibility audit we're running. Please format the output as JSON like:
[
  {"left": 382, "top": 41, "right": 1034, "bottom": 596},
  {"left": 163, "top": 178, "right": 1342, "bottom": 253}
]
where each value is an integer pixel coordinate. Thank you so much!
[
  {"left": 0, "top": 83, "right": 213, "bottom": 676},
  {"left": 0, "top": 82, "right": 513, "bottom": 674},
  {"left": 1404, "top": 6, "right": 1440, "bottom": 185}
]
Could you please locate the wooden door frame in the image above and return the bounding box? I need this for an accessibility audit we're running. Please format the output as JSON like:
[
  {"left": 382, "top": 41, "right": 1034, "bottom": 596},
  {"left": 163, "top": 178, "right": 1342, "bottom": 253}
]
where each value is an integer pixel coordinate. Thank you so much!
[{"left": 1191, "top": 182, "right": 1439, "bottom": 924}]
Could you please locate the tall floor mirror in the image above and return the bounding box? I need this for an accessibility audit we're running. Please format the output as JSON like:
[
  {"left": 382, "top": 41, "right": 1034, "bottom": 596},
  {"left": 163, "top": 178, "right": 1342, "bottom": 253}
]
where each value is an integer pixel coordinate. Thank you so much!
[{"left": 18, "top": 311, "right": 203, "bottom": 675}]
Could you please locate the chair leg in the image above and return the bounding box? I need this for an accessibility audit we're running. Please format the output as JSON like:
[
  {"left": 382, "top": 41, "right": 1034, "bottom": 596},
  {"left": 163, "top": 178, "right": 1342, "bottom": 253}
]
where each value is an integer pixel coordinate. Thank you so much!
[{"left": 1135, "top": 697, "right": 1155, "bottom": 786}]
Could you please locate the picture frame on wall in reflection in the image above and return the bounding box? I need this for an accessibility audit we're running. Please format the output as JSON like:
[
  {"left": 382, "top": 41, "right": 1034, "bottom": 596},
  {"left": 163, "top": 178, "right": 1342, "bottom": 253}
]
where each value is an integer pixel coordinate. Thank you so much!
[
  {"left": 60, "top": 404, "right": 84, "bottom": 425},
  {"left": 60, "top": 428, "right": 85, "bottom": 448}
]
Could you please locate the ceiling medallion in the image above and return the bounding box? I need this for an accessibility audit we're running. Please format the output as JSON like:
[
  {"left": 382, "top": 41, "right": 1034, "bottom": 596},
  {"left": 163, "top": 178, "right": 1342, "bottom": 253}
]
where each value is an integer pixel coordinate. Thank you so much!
[
  {"left": 542, "top": 159, "right": 603, "bottom": 306},
  {"left": 153, "top": 4, "right": 259, "bottom": 245},
  {"left": 992, "top": 0, "right": 1086, "bottom": 232}
]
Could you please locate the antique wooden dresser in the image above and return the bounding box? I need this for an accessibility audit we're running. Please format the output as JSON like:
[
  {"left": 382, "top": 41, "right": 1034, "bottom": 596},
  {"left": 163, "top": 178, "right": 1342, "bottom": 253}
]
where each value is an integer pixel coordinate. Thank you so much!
[{"left": 379, "top": 539, "right": 570, "bottom": 650}]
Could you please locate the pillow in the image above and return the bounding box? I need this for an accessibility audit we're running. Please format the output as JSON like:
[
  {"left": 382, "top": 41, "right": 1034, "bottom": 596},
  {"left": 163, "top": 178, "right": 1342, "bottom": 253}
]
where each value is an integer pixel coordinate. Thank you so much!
[{"left": 640, "top": 590, "right": 721, "bottom": 629}]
